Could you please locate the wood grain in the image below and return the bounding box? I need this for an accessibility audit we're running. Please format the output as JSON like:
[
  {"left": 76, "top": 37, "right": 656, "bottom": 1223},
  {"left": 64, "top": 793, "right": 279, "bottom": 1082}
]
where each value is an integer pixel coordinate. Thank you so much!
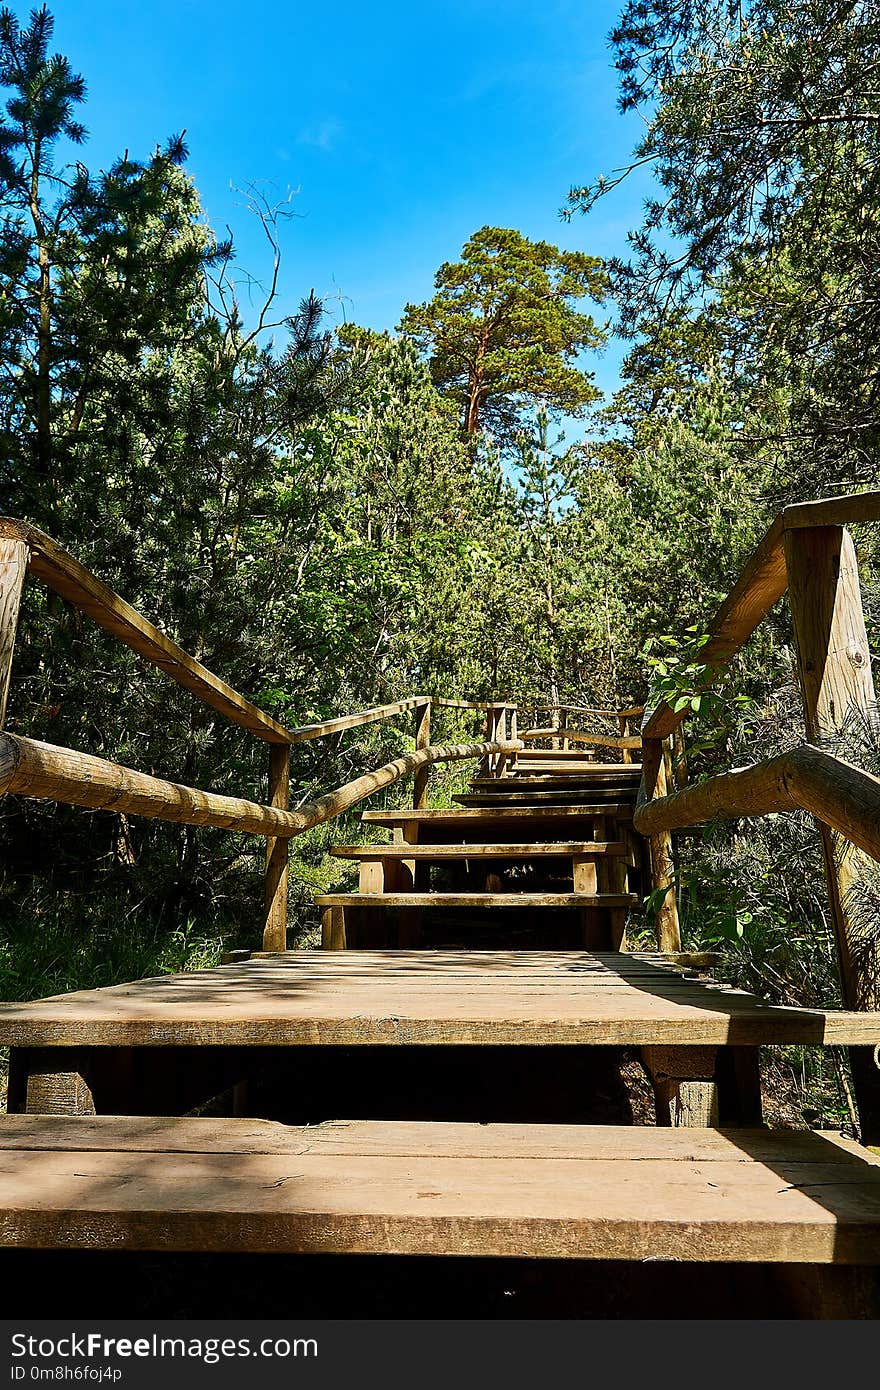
[
  {"left": 785, "top": 526, "right": 880, "bottom": 1011},
  {"left": 0, "top": 733, "right": 519, "bottom": 839},
  {"left": 263, "top": 744, "right": 290, "bottom": 951},
  {"left": 1, "top": 950, "right": 878, "bottom": 1048},
  {"left": 0, "top": 1118, "right": 879, "bottom": 1262},
  {"left": 0, "top": 538, "right": 27, "bottom": 729}
]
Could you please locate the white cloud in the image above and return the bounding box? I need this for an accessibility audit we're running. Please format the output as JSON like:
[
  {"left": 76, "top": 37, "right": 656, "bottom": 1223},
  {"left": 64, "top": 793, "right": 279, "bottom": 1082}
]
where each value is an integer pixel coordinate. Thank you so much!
[{"left": 297, "top": 119, "right": 342, "bottom": 151}]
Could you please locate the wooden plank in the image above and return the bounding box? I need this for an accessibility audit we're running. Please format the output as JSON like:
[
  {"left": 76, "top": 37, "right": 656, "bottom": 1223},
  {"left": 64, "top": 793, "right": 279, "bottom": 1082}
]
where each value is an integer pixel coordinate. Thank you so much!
[
  {"left": 783, "top": 492, "right": 880, "bottom": 530},
  {"left": 0, "top": 518, "right": 293, "bottom": 743},
  {"left": 494, "top": 767, "right": 639, "bottom": 778},
  {"left": 2, "top": 1116, "right": 875, "bottom": 1163},
  {"left": 522, "top": 730, "right": 642, "bottom": 750},
  {"left": 0, "top": 538, "right": 28, "bottom": 728},
  {"left": 314, "top": 893, "right": 637, "bottom": 909},
  {"left": 362, "top": 808, "right": 635, "bottom": 823},
  {"left": 248, "top": 949, "right": 720, "bottom": 974},
  {"left": 642, "top": 515, "right": 788, "bottom": 740},
  {"left": 454, "top": 794, "right": 637, "bottom": 807},
  {"left": 1, "top": 952, "right": 879, "bottom": 1047},
  {"left": 1, "top": 1120, "right": 879, "bottom": 1262},
  {"left": 286, "top": 699, "right": 423, "bottom": 744},
  {"left": 330, "top": 842, "right": 628, "bottom": 859},
  {"left": 525, "top": 704, "right": 644, "bottom": 718}
]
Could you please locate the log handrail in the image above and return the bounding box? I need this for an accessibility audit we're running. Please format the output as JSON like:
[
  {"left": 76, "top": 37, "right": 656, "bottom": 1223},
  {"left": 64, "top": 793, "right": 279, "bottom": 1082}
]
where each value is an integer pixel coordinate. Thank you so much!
[
  {"left": 633, "top": 743, "right": 880, "bottom": 865},
  {"left": 0, "top": 732, "right": 522, "bottom": 839}
]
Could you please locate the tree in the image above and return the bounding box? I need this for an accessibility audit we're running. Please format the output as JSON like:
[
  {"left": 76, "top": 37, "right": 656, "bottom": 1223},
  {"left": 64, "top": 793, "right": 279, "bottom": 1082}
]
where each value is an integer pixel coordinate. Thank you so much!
[
  {"left": 568, "top": 0, "right": 880, "bottom": 490},
  {"left": 399, "top": 226, "right": 606, "bottom": 444}
]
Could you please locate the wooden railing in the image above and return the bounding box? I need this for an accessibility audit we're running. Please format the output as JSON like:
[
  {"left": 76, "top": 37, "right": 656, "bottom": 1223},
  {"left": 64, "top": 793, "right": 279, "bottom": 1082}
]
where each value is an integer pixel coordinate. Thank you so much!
[
  {"left": 632, "top": 491, "right": 880, "bottom": 1137},
  {"left": 503, "top": 704, "right": 644, "bottom": 768},
  {"left": 0, "top": 520, "right": 519, "bottom": 950}
]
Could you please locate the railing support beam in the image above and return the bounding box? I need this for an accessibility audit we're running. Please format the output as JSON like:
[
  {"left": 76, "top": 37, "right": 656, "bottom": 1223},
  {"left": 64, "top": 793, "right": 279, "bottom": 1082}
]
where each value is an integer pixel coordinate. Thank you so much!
[
  {"left": 412, "top": 700, "right": 431, "bottom": 809},
  {"left": 785, "top": 524, "right": 880, "bottom": 1143},
  {"left": 641, "top": 736, "right": 682, "bottom": 953},
  {"left": 0, "top": 538, "right": 28, "bottom": 730},
  {"left": 263, "top": 743, "right": 290, "bottom": 951}
]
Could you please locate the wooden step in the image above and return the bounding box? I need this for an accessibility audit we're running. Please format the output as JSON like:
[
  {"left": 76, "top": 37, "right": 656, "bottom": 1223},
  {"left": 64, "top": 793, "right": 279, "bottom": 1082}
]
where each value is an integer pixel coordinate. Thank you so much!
[
  {"left": 513, "top": 749, "right": 625, "bottom": 760},
  {"left": 455, "top": 793, "right": 638, "bottom": 807},
  {"left": 460, "top": 786, "right": 638, "bottom": 796},
  {"left": 362, "top": 807, "right": 634, "bottom": 824},
  {"left": 3, "top": 1116, "right": 880, "bottom": 1262},
  {"left": 507, "top": 762, "right": 642, "bottom": 775},
  {"left": 5, "top": 951, "right": 880, "bottom": 1048},
  {"left": 472, "top": 775, "right": 640, "bottom": 788},
  {"left": 316, "top": 893, "right": 637, "bottom": 909},
  {"left": 508, "top": 764, "right": 613, "bottom": 775},
  {"left": 331, "top": 842, "right": 628, "bottom": 860}
]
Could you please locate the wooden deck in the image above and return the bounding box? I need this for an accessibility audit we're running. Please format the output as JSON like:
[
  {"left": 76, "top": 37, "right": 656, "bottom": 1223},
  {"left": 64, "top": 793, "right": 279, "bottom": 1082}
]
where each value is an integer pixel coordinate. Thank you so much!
[
  {"left": 2, "top": 951, "right": 880, "bottom": 1049},
  {"left": 2, "top": 1115, "right": 880, "bottom": 1261}
]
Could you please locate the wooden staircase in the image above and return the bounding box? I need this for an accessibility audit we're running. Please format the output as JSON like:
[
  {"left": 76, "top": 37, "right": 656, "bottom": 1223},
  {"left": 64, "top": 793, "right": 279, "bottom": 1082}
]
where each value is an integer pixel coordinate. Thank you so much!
[
  {"left": 3, "top": 505, "right": 880, "bottom": 1315},
  {"left": 318, "top": 756, "right": 642, "bottom": 951}
]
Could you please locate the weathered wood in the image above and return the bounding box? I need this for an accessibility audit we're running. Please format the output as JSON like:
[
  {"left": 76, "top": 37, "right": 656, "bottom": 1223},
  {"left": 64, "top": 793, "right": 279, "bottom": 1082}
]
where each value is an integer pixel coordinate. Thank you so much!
[
  {"left": 641, "top": 1046, "right": 719, "bottom": 1127},
  {"left": 331, "top": 842, "right": 628, "bottom": 860},
  {"left": 0, "top": 537, "right": 27, "bottom": 729},
  {"left": 642, "top": 516, "right": 788, "bottom": 740},
  {"left": 455, "top": 793, "right": 637, "bottom": 807},
  {"left": 2, "top": 951, "right": 879, "bottom": 1049},
  {"left": 362, "top": 807, "right": 635, "bottom": 824},
  {"left": 262, "top": 743, "right": 290, "bottom": 951},
  {"left": 314, "top": 892, "right": 637, "bottom": 909},
  {"left": 0, "top": 732, "right": 518, "bottom": 839},
  {"left": 412, "top": 700, "right": 431, "bottom": 809},
  {"left": 783, "top": 491, "right": 880, "bottom": 531},
  {"left": 286, "top": 698, "right": 425, "bottom": 744},
  {"left": 321, "top": 906, "right": 347, "bottom": 951},
  {"left": 640, "top": 737, "right": 682, "bottom": 952},
  {"left": 526, "top": 704, "right": 644, "bottom": 718},
  {"left": 785, "top": 525, "right": 880, "bottom": 1144},
  {"left": 0, "top": 518, "right": 293, "bottom": 743},
  {"left": 521, "top": 730, "right": 642, "bottom": 750},
  {"left": 619, "top": 713, "right": 633, "bottom": 764},
  {"left": 1, "top": 1117, "right": 880, "bottom": 1262},
  {"left": 16, "top": 1049, "right": 96, "bottom": 1116},
  {"left": 633, "top": 744, "right": 880, "bottom": 868},
  {"left": 785, "top": 526, "right": 879, "bottom": 1013}
]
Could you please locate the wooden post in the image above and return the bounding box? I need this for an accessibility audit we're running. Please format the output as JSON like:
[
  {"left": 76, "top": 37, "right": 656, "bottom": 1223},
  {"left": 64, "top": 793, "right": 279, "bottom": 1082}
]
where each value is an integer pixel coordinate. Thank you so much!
[
  {"left": 0, "top": 538, "right": 28, "bottom": 729},
  {"left": 641, "top": 1046, "right": 719, "bottom": 1127},
  {"left": 641, "top": 735, "right": 682, "bottom": 952},
  {"left": 785, "top": 526, "right": 878, "bottom": 1008},
  {"left": 619, "top": 713, "right": 632, "bottom": 764},
  {"left": 412, "top": 700, "right": 431, "bottom": 809},
  {"left": 262, "top": 743, "right": 290, "bottom": 951},
  {"left": 483, "top": 703, "right": 503, "bottom": 777},
  {"left": 785, "top": 525, "right": 880, "bottom": 1142}
]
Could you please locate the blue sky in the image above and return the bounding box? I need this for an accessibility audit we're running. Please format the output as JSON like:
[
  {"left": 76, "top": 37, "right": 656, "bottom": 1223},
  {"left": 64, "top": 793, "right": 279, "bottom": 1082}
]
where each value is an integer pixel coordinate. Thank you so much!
[{"left": 41, "top": 0, "right": 653, "bottom": 404}]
